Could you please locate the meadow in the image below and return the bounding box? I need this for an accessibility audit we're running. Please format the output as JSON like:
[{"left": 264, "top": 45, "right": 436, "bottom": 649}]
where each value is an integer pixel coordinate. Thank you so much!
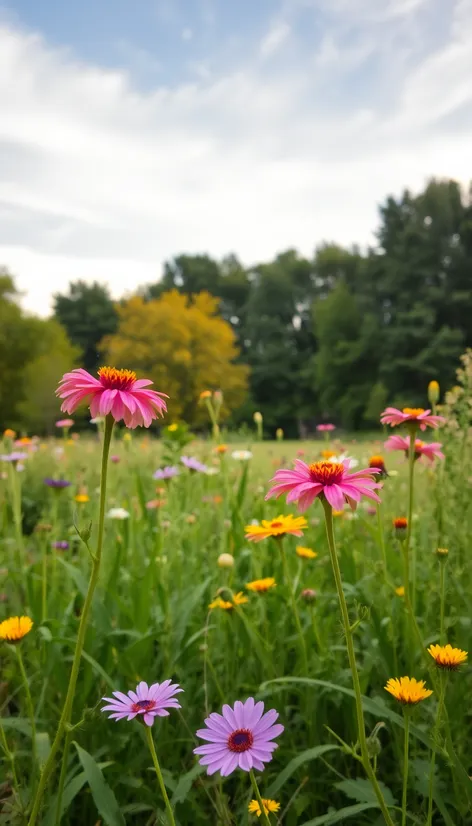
[{"left": 1, "top": 360, "right": 472, "bottom": 826}]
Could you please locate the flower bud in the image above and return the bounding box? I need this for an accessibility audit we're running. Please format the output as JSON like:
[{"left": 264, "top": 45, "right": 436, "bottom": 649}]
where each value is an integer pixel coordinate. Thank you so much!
[
  {"left": 253, "top": 411, "right": 263, "bottom": 424},
  {"left": 393, "top": 517, "right": 408, "bottom": 537},
  {"left": 428, "top": 380, "right": 440, "bottom": 405},
  {"left": 276, "top": 427, "right": 284, "bottom": 441},
  {"left": 218, "top": 553, "right": 234, "bottom": 568},
  {"left": 301, "top": 588, "right": 317, "bottom": 603}
]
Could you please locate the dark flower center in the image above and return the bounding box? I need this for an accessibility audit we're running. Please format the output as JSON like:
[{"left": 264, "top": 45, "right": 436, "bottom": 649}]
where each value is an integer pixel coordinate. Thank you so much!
[
  {"left": 227, "top": 728, "right": 254, "bottom": 753},
  {"left": 132, "top": 699, "right": 155, "bottom": 712},
  {"left": 308, "top": 461, "right": 344, "bottom": 485},
  {"left": 98, "top": 366, "right": 137, "bottom": 390}
]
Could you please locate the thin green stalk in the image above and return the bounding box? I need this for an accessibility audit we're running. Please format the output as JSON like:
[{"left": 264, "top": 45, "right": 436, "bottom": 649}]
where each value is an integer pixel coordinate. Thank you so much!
[
  {"left": 376, "top": 501, "right": 387, "bottom": 576},
  {"left": 322, "top": 500, "right": 395, "bottom": 826},
  {"left": 28, "top": 414, "right": 114, "bottom": 826},
  {"left": 0, "top": 714, "right": 20, "bottom": 794},
  {"left": 279, "top": 539, "right": 308, "bottom": 674},
  {"left": 16, "top": 646, "right": 36, "bottom": 771},
  {"left": 145, "top": 725, "right": 176, "bottom": 826},
  {"left": 405, "top": 429, "right": 417, "bottom": 607},
  {"left": 426, "top": 673, "right": 447, "bottom": 826},
  {"left": 249, "top": 769, "right": 272, "bottom": 826},
  {"left": 54, "top": 728, "right": 73, "bottom": 826},
  {"left": 401, "top": 711, "right": 410, "bottom": 826},
  {"left": 439, "top": 561, "right": 446, "bottom": 645},
  {"left": 41, "top": 536, "right": 48, "bottom": 624}
]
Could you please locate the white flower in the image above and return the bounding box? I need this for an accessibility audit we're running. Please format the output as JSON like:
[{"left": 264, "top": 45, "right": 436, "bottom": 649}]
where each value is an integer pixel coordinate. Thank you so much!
[
  {"left": 107, "top": 507, "right": 130, "bottom": 520},
  {"left": 90, "top": 416, "right": 105, "bottom": 425},
  {"left": 204, "top": 467, "right": 220, "bottom": 475},
  {"left": 328, "top": 453, "right": 359, "bottom": 468},
  {"left": 231, "top": 450, "right": 253, "bottom": 461}
]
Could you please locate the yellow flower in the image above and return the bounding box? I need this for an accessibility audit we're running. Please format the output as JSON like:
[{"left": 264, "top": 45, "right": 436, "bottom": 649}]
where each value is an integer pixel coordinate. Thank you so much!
[
  {"left": 427, "top": 644, "right": 468, "bottom": 671},
  {"left": 384, "top": 676, "right": 432, "bottom": 705},
  {"left": 74, "top": 494, "right": 90, "bottom": 504},
  {"left": 168, "top": 423, "right": 179, "bottom": 432},
  {"left": 3, "top": 429, "right": 16, "bottom": 438},
  {"left": 428, "top": 380, "right": 440, "bottom": 404},
  {"left": 200, "top": 390, "right": 212, "bottom": 400},
  {"left": 246, "top": 578, "right": 276, "bottom": 593},
  {"left": 123, "top": 433, "right": 132, "bottom": 442},
  {"left": 245, "top": 514, "right": 307, "bottom": 542},
  {"left": 276, "top": 428, "right": 284, "bottom": 440},
  {"left": 395, "top": 586, "right": 405, "bottom": 597},
  {"left": 296, "top": 546, "right": 318, "bottom": 560},
  {"left": 253, "top": 411, "right": 263, "bottom": 424},
  {"left": 332, "top": 510, "right": 345, "bottom": 518},
  {"left": 321, "top": 450, "right": 336, "bottom": 459},
  {"left": 248, "top": 799, "right": 280, "bottom": 817},
  {"left": 209, "top": 591, "right": 249, "bottom": 611},
  {"left": 16, "top": 437, "right": 32, "bottom": 446},
  {"left": 436, "top": 547, "right": 449, "bottom": 558},
  {"left": 0, "top": 616, "right": 33, "bottom": 643},
  {"left": 215, "top": 444, "right": 228, "bottom": 454}
]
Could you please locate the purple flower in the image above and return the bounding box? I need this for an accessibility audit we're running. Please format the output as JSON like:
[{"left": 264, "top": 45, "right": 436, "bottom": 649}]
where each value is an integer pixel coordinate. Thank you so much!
[
  {"left": 1, "top": 452, "right": 28, "bottom": 463},
  {"left": 110, "top": 455, "right": 121, "bottom": 464},
  {"left": 181, "top": 456, "right": 208, "bottom": 473},
  {"left": 194, "top": 698, "right": 284, "bottom": 776},
  {"left": 153, "top": 466, "right": 180, "bottom": 480},
  {"left": 52, "top": 541, "right": 69, "bottom": 550},
  {"left": 44, "top": 478, "right": 71, "bottom": 489},
  {"left": 101, "top": 679, "right": 183, "bottom": 727}
]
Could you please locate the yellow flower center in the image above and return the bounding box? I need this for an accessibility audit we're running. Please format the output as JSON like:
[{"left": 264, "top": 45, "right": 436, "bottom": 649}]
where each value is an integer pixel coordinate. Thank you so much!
[
  {"left": 308, "top": 461, "right": 344, "bottom": 485},
  {"left": 98, "top": 366, "right": 137, "bottom": 390},
  {"left": 402, "top": 407, "right": 425, "bottom": 417},
  {"left": 369, "top": 455, "right": 385, "bottom": 468}
]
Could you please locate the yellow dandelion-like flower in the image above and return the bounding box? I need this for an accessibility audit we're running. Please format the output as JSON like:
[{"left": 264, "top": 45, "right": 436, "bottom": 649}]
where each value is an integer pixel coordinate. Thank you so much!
[
  {"left": 209, "top": 592, "right": 249, "bottom": 611},
  {"left": 427, "top": 644, "right": 468, "bottom": 671},
  {"left": 321, "top": 450, "right": 336, "bottom": 459},
  {"left": 385, "top": 676, "right": 432, "bottom": 705},
  {"left": 436, "top": 547, "right": 449, "bottom": 557},
  {"left": 3, "top": 429, "right": 16, "bottom": 438},
  {"left": 245, "top": 514, "right": 307, "bottom": 542},
  {"left": 248, "top": 798, "right": 280, "bottom": 817},
  {"left": 199, "top": 390, "right": 212, "bottom": 400},
  {"left": 246, "top": 578, "right": 276, "bottom": 593},
  {"left": 395, "top": 586, "right": 405, "bottom": 597},
  {"left": 168, "top": 423, "right": 179, "bottom": 432},
  {"left": 296, "top": 546, "right": 318, "bottom": 560},
  {"left": 74, "top": 494, "right": 90, "bottom": 504},
  {"left": 0, "top": 616, "right": 33, "bottom": 643},
  {"left": 215, "top": 444, "right": 228, "bottom": 454},
  {"left": 332, "top": 509, "right": 345, "bottom": 518}
]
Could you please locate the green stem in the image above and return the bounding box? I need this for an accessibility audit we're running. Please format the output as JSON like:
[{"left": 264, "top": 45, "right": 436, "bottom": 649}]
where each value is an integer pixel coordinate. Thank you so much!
[
  {"left": 41, "top": 536, "right": 48, "bottom": 624},
  {"left": 405, "top": 428, "right": 417, "bottom": 608},
  {"left": 401, "top": 711, "right": 410, "bottom": 826},
  {"left": 54, "top": 728, "right": 73, "bottom": 826},
  {"left": 0, "top": 714, "right": 20, "bottom": 793},
  {"left": 322, "top": 501, "right": 395, "bottom": 826},
  {"left": 16, "top": 647, "right": 36, "bottom": 771},
  {"left": 145, "top": 725, "right": 176, "bottom": 826},
  {"left": 28, "top": 414, "right": 114, "bottom": 826},
  {"left": 426, "top": 673, "right": 447, "bottom": 826},
  {"left": 439, "top": 562, "right": 446, "bottom": 645},
  {"left": 279, "top": 540, "right": 308, "bottom": 674},
  {"left": 249, "top": 769, "right": 272, "bottom": 826},
  {"left": 376, "top": 501, "right": 387, "bottom": 575}
]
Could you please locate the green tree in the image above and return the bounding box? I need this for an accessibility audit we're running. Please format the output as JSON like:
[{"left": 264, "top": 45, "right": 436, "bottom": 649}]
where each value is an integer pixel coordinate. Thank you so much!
[{"left": 53, "top": 281, "right": 118, "bottom": 372}]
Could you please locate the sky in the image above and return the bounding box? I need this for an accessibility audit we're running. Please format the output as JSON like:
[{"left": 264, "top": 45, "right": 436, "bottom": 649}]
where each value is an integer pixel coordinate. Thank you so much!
[{"left": 0, "top": 0, "right": 471, "bottom": 315}]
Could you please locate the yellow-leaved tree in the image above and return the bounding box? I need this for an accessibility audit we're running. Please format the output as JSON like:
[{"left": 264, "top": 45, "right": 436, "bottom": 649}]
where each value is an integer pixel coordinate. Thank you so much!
[{"left": 101, "top": 290, "right": 248, "bottom": 425}]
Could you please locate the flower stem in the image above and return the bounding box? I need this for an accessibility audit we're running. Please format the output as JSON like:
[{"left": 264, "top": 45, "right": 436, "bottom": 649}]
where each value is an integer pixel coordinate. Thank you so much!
[
  {"left": 322, "top": 500, "right": 395, "bottom": 826},
  {"left": 0, "top": 714, "right": 20, "bottom": 794},
  {"left": 16, "top": 646, "right": 36, "bottom": 771},
  {"left": 439, "top": 562, "right": 446, "bottom": 645},
  {"left": 145, "top": 725, "right": 176, "bottom": 826},
  {"left": 401, "top": 711, "right": 410, "bottom": 826},
  {"left": 28, "top": 414, "right": 114, "bottom": 825},
  {"left": 405, "top": 428, "right": 416, "bottom": 603},
  {"left": 279, "top": 539, "right": 308, "bottom": 674},
  {"left": 426, "top": 673, "right": 447, "bottom": 826},
  {"left": 249, "top": 769, "right": 272, "bottom": 826}
]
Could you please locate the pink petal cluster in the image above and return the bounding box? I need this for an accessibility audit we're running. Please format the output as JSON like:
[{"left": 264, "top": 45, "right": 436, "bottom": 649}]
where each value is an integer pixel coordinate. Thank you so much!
[
  {"left": 194, "top": 698, "right": 283, "bottom": 776},
  {"left": 266, "top": 459, "right": 381, "bottom": 512},
  {"left": 316, "top": 423, "right": 336, "bottom": 432},
  {"left": 55, "top": 418, "right": 74, "bottom": 428},
  {"left": 384, "top": 435, "right": 445, "bottom": 463},
  {"left": 56, "top": 368, "right": 168, "bottom": 429},
  {"left": 101, "top": 679, "right": 183, "bottom": 727},
  {"left": 380, "top": 407, "right": 445, "bottom": 430}
]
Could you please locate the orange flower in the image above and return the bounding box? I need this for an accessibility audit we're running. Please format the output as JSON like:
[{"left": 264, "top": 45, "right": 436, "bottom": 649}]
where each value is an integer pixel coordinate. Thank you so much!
[
  {"left": 296, "top": 546, "right": 317, "bottom": 560},
  {"left": 245, "top": 515, "right": 307, "bottom": 543},
  {"left": 428, "top": 644, "right": 468, "bottom": 671},
  {"left": 214, "top": 444, "right": 228, "bottom": 454},
  {"left": 246, "top": 578, "right": 276, "bottom": 593}
]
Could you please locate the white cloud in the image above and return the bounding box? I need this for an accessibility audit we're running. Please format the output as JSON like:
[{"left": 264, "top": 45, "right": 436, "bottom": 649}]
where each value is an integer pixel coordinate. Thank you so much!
[
  {"left": 0, "top": 1, "right": 471, "bottom": 316},
  {"left": 259, "top": 20, "right": 291, "bottom": 58}
]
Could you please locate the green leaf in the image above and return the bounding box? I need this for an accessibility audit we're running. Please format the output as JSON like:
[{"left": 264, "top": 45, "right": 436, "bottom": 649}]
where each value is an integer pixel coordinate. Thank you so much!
[
  {"left": 300, "top": 802, "right": 380, "bottom": 825},
  {"left": 0, "top": 718, "right": 31, "bottom": 737},
  {"left": 43, "top": 772, "right": 88, "bottom": 826},
  {"left": 171, "top": 762, "right": 206, "bottom": 805},
  {"left": 74, "top": 742, "right": 125, "bottom": 826},
  {"left": 267, "top": 745, "right": 340, "bottom": 796},
  {"left": 334, "top": 778, "right": 396, "bottom": 807},
  {"left": 35, "top": 732, "right": 51, "bottom": 770},
  {"left": 56, "top": 557, "right": 88, "bottom": 597}
]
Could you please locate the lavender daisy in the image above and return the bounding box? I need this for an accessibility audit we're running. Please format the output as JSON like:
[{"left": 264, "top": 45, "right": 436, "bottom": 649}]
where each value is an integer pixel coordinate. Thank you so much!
[
  {"left": 1, "top": 452, "right": 28, "bottom": 463},
  {"left": 44, "top": 478, "right": 71, "bottom": 489},
  {"left": 181, "top": 456, "right": 208, "bottom": 473},
  {"left": 101, "top": 679, "right": 183, "bottom": 727},
  {"left": 153, "top": 466, "right": 180, "bottom": 480},
  {"left": 52, "top": 541, "right": 69, "bottom": 551},
  {"left": 194, "top": 698, "right": 284, "bottom": 776}
]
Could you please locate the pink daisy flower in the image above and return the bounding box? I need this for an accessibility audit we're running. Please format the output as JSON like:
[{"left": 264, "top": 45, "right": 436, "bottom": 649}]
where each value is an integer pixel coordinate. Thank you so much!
[
  {"left": 101, "top": 679, "right": 183, "bottom": 727},
  {"left": 316, "top": 423, "right": 336, "bottom": 432},
  {"left": 55, "top": 418, "right": 74, "bottom": 428},
  {"left": 380, "top": 407, "right": 445, "bottom": 431},
  {"left": 56, "top": 367, "right": 168, "bottom": 429},
  {"left": 265, "top": 459, "right": 381, "bottom": 512},
  {"left": 384, "top": 434, "right": 445, "bottom": 463},
  {"left": 194, "top": 698, "right": 284, "bottom": 776}
]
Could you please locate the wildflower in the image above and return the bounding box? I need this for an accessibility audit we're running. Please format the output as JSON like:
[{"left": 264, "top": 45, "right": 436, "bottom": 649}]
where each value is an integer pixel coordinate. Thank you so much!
[
  {"left": 436, "top": 547, "right": 449, "bottom": 558},
  {"left": 101, "top": 680, "right": 183, "bottom": 726},
  {"left": 204, "top": 467, "right": 220, "bottom": 476},
  {"left": 44, "top": 478, "right": 71, "bottom": 489},
  {"left": 153, "top": 466, "right": 180, "bottom": 480},
  {"left": 301, "top": 588, "right": 317, "bottom": 603},
  {"left": 110, "top": 455, "right": 121, "bottom": 463},
  {"left": 34, "top": 523, "right": 53, "bottom": 533},
  {"left": 384, "top": 676, "right": 432, "bottom": 705},
  {"left": 52, "top": 541, "right": 69, "bottom": 551},
  {"left": 246, "top": 578, "right": 276, "bottom": 593},
  {"left": 253, "top": 412, "right": 263, "bottom": 424},
  {"left": 168, "top": 423, "right": 179, "bottom": 432},
  {"left": 232, "top": 450, "right": 253, "bottom": 461},
  {"left": 123, "top": 433, "right": 132, "bottom": 442},
  {"left": 107, "top": 508, "right": 130, "bottom": 520},
  {"left": 266, "top": 459, "right": 381, "bottom": 513},
  {"left": 194, "top": 698, "right": 284, "bottom": 776},
  {"left": 181, "top": 456, "right": 208, "bottom": 473},
  {"left": 276, "top": 428, "right": 284, "bottom": 440},
  {"left": 15, "top": 437, "right": 33, "bottom": 447},
  {"left": 393, "top": 517, "right": 408, "bottom": 537},
  {"left": 245, "top": 515, "right": 307, "bottom": 543},
  {"left": 380, "top": 407, "right": 445, "bottom": 430},
  {"left": 428, "top": 381, "right": 440, "bottom": 405},
  {"left": 218, "top": 553, "right": 234, "bottom": 568},
  {"left": 146, "top": 499, "right": 166, "bottom": 510},
  {"left": 327, "top": 452, "right": 359, "bottom": 468},
  {"left": 296, "top": 546, "right": 317, "bottom": 560},
  {"left": 1, "top": 452, "right": 28, "bottom": 464},
  {"left": 56, "top": 418, "right": 74, "bottom": 428},
  {"left": 0, "top": 616, "right": 33, "bottom": 643},
  {"left": 332, "top": 509, "right": 345, "bottom": 518},
  {"left": 427, "top": 644, "right": 468, "bottom": 671},
  {"left": 3, "top": 429, "right": 16, "bottom": 438},
  {"left": 90, "top": 416, "right": 105, "bottom": 424},
  {"left": 56, "top": 367, "right": 168, "bottom": 428},
  {"left": 209, "top": 592, "right": 248, "bottom": 610},
  {"left": 200, "top": 390, "right": 212, "bottom": 400},
  {"left": 316, "top": 423, "right": 335, "bottom": 432},
  {"left": 384, "top": 434, "right": 444, "bottom": 462},
  {"left": 366, "top": 506, "right": 377, "bottom": 516},
  {"left": 369, "top": 455, "right": 388, "bottom": 478},
  {"left": 74, "top": 494, "right": 89, "bottom": 504},
  {"left": 215, "top": 444, "right": 228, "bottom": 454},
  {"left": 321, "top": 450, "right": 336, "bottom": 459},
  {"left": 395, "top": 586, "right": 405, "bottom": 597},
  {"left": 186, "top": 514, "right": 197, "bottom": 524},
  {"left": 248, "top": 798, "right": 280, "bottom": 818}
]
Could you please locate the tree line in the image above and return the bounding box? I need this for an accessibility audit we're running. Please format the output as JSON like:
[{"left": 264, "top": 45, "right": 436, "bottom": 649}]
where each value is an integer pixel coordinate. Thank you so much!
[{"left": 1, "top": 178, "right": 471, "bottom": 434}]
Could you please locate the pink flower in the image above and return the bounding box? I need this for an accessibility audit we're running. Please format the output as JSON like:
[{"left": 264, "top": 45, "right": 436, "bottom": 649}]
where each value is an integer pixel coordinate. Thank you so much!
[
  {"left": 194, "top": 698, "right": 284, "bottom": 776},
  {"left": 380, "top": 407, "right": 445, "bottom": 431},
  {"left": 316, "top": 423, "right": 335, "bottom": 432},
  {"left": 55, "top": 418, "right": 74, "bottom": 428},
  {"left": 56, "top": 367, "right": 168, "bottom": 429},
  {"left": 101, "top": 679, "right": 183, "bottom": 726},
  {"left": 384, "top": 434, "right": 445, "bottom": 463},
  {"left": 266, "top": 459, "right": 381, "bottom": 512}
]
